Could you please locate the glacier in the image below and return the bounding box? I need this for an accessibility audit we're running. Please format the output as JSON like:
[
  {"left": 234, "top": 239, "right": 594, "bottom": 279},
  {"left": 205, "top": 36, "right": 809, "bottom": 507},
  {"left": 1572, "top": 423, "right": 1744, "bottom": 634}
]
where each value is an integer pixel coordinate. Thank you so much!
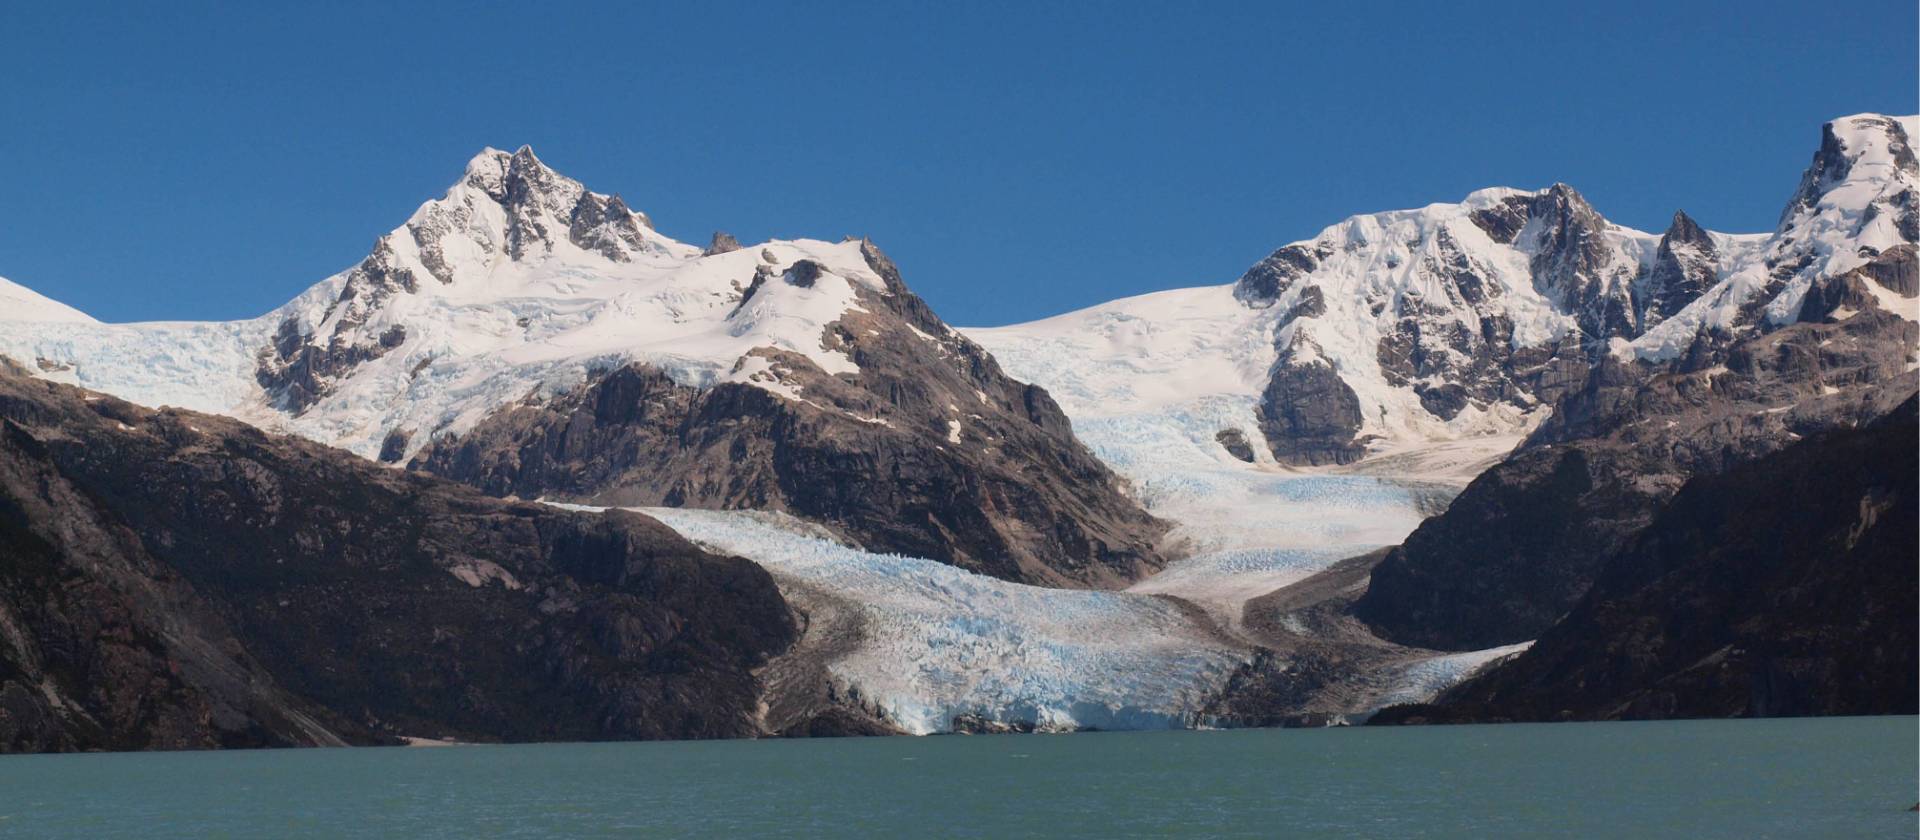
[
  {"left": 0, "top": 149, "right": 1557, "bottom": 736},
  {"left": 595, "top": 497, "right": 1516, "bottom": 735},
  {"left": 38, "top": 112, "right": 1920, "bottom": 733},
  {"left": 623, "top": 508, "right": 1251, "bottom": 735}
]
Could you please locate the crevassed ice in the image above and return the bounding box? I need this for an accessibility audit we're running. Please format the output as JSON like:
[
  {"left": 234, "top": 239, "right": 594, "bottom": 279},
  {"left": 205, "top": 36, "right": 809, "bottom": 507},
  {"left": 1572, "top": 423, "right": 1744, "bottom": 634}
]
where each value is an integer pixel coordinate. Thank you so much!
[{"left": 634, "top": 507, "right": 1254, "bottom": 735}]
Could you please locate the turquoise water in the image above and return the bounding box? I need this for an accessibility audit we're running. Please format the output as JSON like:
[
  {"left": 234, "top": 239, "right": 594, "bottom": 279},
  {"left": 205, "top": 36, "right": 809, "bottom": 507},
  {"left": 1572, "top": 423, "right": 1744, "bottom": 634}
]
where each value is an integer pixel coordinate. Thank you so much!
[{"left": 0, "top": 717, "right": 1912, "bottom": 838}]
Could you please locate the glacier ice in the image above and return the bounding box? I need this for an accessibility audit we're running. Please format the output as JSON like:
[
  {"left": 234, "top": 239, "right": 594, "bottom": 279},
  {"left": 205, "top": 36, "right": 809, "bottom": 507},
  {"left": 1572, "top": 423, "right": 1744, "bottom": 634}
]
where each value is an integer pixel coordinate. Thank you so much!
[
  {"left": 620, "top": 507, "right": 1255, "bottom": 735},
  {"left": 34, "top": 115, "right": 1918, "bottom": 734}
]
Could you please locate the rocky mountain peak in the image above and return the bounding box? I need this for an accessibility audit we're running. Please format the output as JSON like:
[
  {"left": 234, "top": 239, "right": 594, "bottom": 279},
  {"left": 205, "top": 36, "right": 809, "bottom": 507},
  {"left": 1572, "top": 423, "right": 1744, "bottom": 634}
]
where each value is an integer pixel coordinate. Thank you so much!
[
  {"left": 703, "top": 231, "right": 742, "bottom": 256},
  {"left": 1636, "top": 209, "right": 1719, "bottom": 330},
  {"left": 1753, "top": 114, "right": 1919, "bottom": 327},
  {"left": 1662, "top": 209, "right": 1711, "bottom": 250},
  {"left": 1516, "top": 183, "right": 1608, "bottom": 262},
  {"left": 1464, "top": 183, "right": 1604, "bottom": 247},
  {"left": 1233, "top": 243, "right": 1326, "bottom": 308},
  {"left": 249, "top": 147, "right": 703, "bottom": 413},
  {"left": 1528, "top": 183, "right": 1604, "bottom": 232},
  {"left": 1782, "top": 115, "right": 1916, "bottom": 225},
  {"left": 1516, "top": 183, "right": 1640, "bottom": 340},
  {"left": 498, "top": 147, "right": 580, "bottom": 215},
  {"left": 443, "top": 145, "right": 665, "bottom": 264}
]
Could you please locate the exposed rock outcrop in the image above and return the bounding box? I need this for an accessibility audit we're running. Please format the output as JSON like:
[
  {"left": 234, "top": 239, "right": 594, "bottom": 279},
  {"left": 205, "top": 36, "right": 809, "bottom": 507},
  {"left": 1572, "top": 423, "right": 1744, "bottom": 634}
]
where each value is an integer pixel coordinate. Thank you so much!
[
  {"left": 0, "top": 360, "right": 799, "bottom": 752},
  {"left": 255, "top": 146, "right": 666, "bottom": 412},
  {"left": 1372, "top": 398, "right": 1918, "bottom": 723},
  {"left": 1520, "top": 184, "right": 1643, "bottom": 341},
  {"left": 1637, "top": 210, "right": 1717, "bottom": 329},
  {"left": 1222, "top": 115, "right": 1917, "bottom": 465},
  {"left": 412, "top": 242, "right": 1170, "bottom": 588},
  {"left": 1352, "top": 114, "right": 1920, "bottom": 649},
  {"left": 1254, "top": 356, "right": 1367, "bottom": 465},
  {"left": 1214, "top": 428, "right": 1256, "bottom": 462},
  {"left": 704, "top": 231, "right": 743, "bottom": 256},
  {"left": 1234, "top": 243, "right": 1329, "bottom": 308},
  {"left": 1355, "top": 306, "right": 1917, "bottom": 650}
]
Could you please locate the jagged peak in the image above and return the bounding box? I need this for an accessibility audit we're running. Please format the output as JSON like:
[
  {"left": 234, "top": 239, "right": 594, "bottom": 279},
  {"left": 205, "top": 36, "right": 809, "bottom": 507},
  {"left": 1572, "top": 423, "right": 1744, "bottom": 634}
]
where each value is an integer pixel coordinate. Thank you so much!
[
  {"left": 1519, "top": 185, "right": 1623, "bottom": 256},
  {"left": 406, "top": 146, "right": 682, "bottom": 266},
  {"left": 1661, "top": 209, "right": 1712, "bottom": 249},
  {"left": 452, "top": 145, "right": 590, "bottom": 216},
  {"left": 1462, "top": 182, "right": 1611, "bottom": 248},
  {"left": 1825, "top": 113, "right": 1918, "bottom": 157},
  {"left": 703, "top": 231, "right": 742, "bottom": 256},
  {"left": 1781, "top": 113, "right": 1919, "bottom": 226},
  {"left": 1529, "top": 183, "right": 1602, "bottom": 224}
]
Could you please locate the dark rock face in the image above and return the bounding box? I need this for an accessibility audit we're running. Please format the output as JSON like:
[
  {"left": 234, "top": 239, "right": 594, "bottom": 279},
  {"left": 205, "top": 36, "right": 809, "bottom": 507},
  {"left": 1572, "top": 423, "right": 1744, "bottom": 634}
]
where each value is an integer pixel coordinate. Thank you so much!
[
  {"left": 1234, "top": 243, "right": 1329, "bottom": 307},
  {"left": 413, "top": 242, "right": 1169, "bottom": 588},
  {"left": 567, "top": 192, "right": 651, "bottom": 262},
  {"left": 1255, "top": 357, "right": 1366, "bottom": 466},
  {"left": 377, "top": 427, "right": 412, "bottom": 463},
  {"left": 782, "top": 259, "right": 823, "bottom": 288},
  {"left": 1375, "top": 399, "right": 1918, "bottom": 723},
  {"left": 0, "top": 361, "right": 798, "bottom": 753},
  {"left": 1780, "top": 118, "right": 1879, "bottom": 224},
  {"left": 1412, "top": 382, "right": 1470, "bottom": 422},
  {"left": 255, "top": 239, "right": 414, "bottom": 411},
  {"left": 1860, "top": 243, "right": 1917, "bottom": 296},
  {"left": 1524, "top": 184, "right": 1640, "bottom": 341},
  {"left": 1468, "top": 199, "right": 1529, "bottom": 244},
  {"left": 703, "top": 231, "right": 743, "bottom": 256},
  {"left": 1797, "top": 265, "right": 1892, "bottom": 323},
  {"left": 1214, "top": 428, "right": 1256, "bottom": 462},
  {"left": 1637, "top": 210, "right": 1717, "bottom": 329},
  {"left": 1290, "top": 285, "right": 1326, "bottom": 318},
  {"left": 1356, "top": 308, "right": 1918, "bottom": 650},
  {"left": 1354, "top": 443, "right": 1666, "bottom": 650}
]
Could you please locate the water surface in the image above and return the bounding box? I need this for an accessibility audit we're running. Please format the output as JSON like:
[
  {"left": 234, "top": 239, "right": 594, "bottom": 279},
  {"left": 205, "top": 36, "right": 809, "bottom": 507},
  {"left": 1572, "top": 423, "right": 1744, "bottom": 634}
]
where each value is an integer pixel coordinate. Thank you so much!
[{"left": 1, "top": 717, "right": 1912, "bottom": 838}]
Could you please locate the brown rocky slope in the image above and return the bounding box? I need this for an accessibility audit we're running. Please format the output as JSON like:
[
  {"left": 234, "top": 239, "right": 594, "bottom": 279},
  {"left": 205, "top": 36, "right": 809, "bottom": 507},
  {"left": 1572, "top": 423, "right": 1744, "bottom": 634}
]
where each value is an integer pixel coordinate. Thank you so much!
[
  {"left": 412, "top": 242, "right": 1169, "bottom": 588},
  {"left": 1372, "top": 396, "right": 1918, "bottom": 723},
  {"left": 0, "top": 359, "right": 800, "bottom": 752}
]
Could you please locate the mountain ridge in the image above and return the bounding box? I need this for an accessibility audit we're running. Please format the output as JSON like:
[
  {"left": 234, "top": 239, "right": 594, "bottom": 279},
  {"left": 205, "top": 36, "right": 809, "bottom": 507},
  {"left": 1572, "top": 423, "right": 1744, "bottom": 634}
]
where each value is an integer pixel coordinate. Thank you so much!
[
  {"left": 1371, "top": 396, "right": 1919, "bottom": 724},
  {"left": 0, "top": 112, "right": 1911, "bottom": 745},
  {"left": 0, "top": 358, "right": 801, "bottom": 750},
  {"left": 0, "top": 149, "right": 1170, "bottom": 586},
  {"left": 976, "top": 113, "right": 1914, "bottom": 468}
]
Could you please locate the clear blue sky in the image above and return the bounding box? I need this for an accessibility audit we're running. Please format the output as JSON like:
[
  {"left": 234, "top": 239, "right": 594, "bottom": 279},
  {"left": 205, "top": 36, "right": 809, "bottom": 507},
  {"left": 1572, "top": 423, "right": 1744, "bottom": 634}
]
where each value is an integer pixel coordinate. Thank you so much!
[{"left": 2, "top": 1, "right": 1914, "bottom": 326}]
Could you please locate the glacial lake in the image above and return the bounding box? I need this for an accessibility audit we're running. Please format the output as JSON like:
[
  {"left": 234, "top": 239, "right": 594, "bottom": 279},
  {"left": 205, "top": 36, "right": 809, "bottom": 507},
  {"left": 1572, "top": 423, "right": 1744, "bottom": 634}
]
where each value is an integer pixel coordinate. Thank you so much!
[{"left": 1, "top": 717, "right": 1912, "bottom": 838}]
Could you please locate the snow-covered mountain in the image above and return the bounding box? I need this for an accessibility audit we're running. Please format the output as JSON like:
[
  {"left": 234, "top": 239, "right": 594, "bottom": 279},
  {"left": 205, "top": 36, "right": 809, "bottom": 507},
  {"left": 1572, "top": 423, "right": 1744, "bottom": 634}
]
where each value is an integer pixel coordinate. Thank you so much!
[
  {"left": 10, "top": 115, "right": 1908, "bottom": 505},
  {"left": 0, "top": 146, "right": 1166, "bottom": 586},
  {"left": 0, "top": 112, "right": 1910, "bottom": 739},
  {"left": 948, "top": 111, "right": 1917, "bottom": 728},
  {"left": 10, "top": 147, "right": 887, "bottom": 458},
  {"left": 973, "top": 113, "right": 1917, "bottom": 466}
]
